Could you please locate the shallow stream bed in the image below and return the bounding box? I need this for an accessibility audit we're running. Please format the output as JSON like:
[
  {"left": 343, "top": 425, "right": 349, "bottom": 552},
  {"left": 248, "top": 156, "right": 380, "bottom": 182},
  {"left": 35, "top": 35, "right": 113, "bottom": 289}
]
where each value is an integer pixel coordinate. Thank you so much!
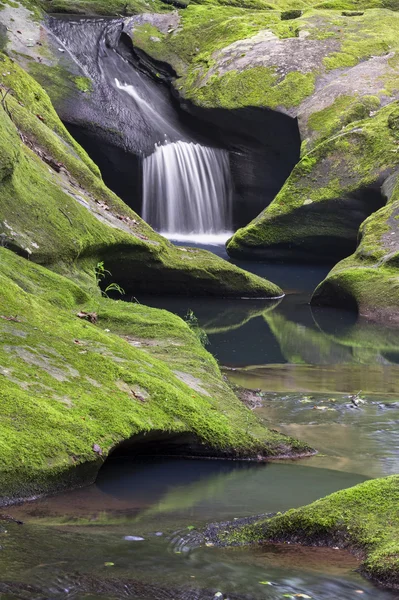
[{"left": 3, "top": 242, "right": 399, "bottom": 598}]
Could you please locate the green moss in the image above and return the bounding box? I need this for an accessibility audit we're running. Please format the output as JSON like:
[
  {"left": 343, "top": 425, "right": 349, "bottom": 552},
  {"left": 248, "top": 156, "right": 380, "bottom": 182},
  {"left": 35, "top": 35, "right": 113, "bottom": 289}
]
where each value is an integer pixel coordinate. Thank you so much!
[
  {"left": 192, "top": 67, "right": 315, "bottom": 109},
  {"left": 227, "top": 102, "right": 399, "bottom": 261},
  {"left": 132, "top": 5, "right": 316, "bottom": 109},
  {"left": 132, "top": 6, "right": 399, "bottom": 113},
  {"left": 27, "top": 63, "right": 93, "bottom": 104},
  {"left": 221, "top": 476, "right": 399, "bottom": 588},
  {"left": 0, "top": 54, "right": 98, "bottom": 176},
  {"left": 0, "top": 247, "right": 311, "bottom": 500},
  {"left": 320, "top": 9, "right": 399, "bottom": 71},
  {"left": 312, "top": 193, "right": 399, "bottom": 319},
  {"left": 0, "top": 103, "right": 20, "bottom": 180},
  {"left": 307, "top": 94, "right": 381, "bottom": 146}
]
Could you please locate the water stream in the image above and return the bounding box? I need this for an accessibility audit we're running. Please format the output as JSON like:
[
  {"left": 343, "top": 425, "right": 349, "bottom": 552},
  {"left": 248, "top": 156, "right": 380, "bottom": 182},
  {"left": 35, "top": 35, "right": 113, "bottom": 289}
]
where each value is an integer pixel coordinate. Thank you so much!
[
  {"left": 3, "top": 243, "right": 399, "bottom": 598},
  {"left": 47, "top": 17, "right": 234, "bottom": 239}
]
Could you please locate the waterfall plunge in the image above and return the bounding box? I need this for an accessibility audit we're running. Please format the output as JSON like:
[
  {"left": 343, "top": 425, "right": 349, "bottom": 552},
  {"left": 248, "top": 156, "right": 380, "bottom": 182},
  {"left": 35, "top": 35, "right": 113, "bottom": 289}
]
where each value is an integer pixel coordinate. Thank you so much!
[{"left": 143, "top": 141, "right": 233, "bottom": 244}]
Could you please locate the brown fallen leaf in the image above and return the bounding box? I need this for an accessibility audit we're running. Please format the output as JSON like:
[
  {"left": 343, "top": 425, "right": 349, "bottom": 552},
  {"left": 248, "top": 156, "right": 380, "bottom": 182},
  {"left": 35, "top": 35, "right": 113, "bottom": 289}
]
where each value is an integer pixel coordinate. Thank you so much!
[
  {"left": 131, "top": 389, "right": 147, "bottom": 402},
  {"left": 76, "top": 311, "right": 97, "bottom": 324},
  {"left": 0, "top": 315, "right": 21, "bottom": 322}
]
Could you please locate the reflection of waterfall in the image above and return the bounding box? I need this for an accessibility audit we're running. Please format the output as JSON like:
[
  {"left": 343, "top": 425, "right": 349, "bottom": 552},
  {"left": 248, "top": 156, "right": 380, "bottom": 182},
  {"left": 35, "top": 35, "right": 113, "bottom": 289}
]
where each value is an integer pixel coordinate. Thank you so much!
[{"left": 143, "top": 141, "right": 233, "bottom": 240}]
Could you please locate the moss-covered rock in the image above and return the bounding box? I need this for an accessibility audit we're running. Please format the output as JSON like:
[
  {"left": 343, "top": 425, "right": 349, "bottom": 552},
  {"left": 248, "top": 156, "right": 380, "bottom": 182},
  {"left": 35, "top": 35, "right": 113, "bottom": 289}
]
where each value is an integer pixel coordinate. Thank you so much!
[
  {"left": 227, "top": 103, "right": 399, "bottom": 261},
  {"left": 209, "top": 476, "right": 399, "bottom": 589},
  {"left": 0, "top": 246, "right": 311, "bottom": 502},
  {"left": 0, "top": 52, "right": 282, "bottom": 298},
  {"left": 311, "top": 177, "right": 399, "bottom": 320},
  {"left": 129, "top": 6, "right": 399, "bottom": 125}
]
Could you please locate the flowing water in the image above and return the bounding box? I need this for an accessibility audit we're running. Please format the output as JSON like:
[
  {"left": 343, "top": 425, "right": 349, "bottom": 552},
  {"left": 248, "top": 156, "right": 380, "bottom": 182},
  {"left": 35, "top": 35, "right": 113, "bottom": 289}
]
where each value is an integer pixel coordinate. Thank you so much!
[
  {"left": 2, "top": 458, "right": 388, "bottom": 600},
  {"left": 47, "top": 17, "right": 234, "bottom": 239},
  {"left": 142, "top": 141, "right": 232, "bottom": 236}
]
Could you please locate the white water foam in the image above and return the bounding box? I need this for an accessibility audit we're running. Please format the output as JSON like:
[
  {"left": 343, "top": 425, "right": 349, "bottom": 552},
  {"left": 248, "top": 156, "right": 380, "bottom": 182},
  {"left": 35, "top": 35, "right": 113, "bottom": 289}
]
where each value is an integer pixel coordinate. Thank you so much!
[
  {"left": 160, "top": 232, "right": 233, "bottom": 246},
  {"left": 143, "top": 140, "right": 232, "bottom": 236}
]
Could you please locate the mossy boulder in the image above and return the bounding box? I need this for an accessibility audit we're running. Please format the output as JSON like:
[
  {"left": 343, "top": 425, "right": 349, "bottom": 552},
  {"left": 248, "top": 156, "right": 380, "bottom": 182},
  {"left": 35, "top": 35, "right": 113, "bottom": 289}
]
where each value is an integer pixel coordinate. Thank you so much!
[
  {"left": 0, "top": 246, "right": 311, "bottom": 502},
  {"left": 0, "top": 52, "right": 282, "bottom": 298},
  {"left": 311, "top": 176, "right": 399, "bottom": 321},
  {"left": 227, "top": 103, "right": 399, "bottom": 262},
  {"left": 208, "top": 476, "right": 399, "bottom": 589},
  {"left": 129, "top": 6, "right": 399, "bottom": 133},
  {"left": 8, "top": 1, "right": 399, "bottom": 251}
]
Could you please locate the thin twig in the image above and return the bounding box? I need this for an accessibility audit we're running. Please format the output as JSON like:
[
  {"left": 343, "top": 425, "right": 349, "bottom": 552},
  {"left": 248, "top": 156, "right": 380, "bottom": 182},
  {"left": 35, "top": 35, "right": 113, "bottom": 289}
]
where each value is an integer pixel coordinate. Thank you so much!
[{"left": 59, "top": 207, "right": 73, "bottom": 226}]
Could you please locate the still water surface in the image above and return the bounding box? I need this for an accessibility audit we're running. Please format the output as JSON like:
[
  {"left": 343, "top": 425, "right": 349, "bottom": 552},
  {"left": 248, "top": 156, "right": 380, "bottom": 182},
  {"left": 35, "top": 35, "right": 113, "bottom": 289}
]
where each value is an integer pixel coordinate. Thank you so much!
[
  {"left": 3, "top": 243, "right": 399, "bottom": 599},
  {"left": 3, "top": 458, "right": 388, "bottom": 600}
]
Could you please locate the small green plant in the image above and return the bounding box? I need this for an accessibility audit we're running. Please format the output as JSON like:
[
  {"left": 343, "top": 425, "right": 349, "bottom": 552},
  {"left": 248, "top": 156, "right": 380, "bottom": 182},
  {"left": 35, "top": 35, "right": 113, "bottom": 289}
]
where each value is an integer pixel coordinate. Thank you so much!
[
  {"left": 95, "top": 261, "right": 125, "bottom": 297},
  {"left": 184, "top": 309, "right": 209, "bottom": 347}
]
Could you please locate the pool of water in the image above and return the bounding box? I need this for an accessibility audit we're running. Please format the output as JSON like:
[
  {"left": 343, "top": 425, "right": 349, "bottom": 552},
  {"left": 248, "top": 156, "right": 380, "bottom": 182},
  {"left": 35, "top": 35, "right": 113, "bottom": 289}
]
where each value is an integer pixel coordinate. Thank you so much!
[
  {"left": 3, "top": 241, "right": 399, "bottom": 599},
  {"left": 4, "top": 457, "right": 392, "bottom": 600}
]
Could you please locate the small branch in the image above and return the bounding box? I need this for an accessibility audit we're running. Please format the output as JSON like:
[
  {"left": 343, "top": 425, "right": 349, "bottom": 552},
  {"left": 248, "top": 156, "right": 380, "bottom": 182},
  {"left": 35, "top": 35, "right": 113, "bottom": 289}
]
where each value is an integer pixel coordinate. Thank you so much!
[
  {"left": 0, "top": 86, "right": 14, "bottom": 123},
  {"left": 59, "top": 207, "right": 73, "bottom": 226}
]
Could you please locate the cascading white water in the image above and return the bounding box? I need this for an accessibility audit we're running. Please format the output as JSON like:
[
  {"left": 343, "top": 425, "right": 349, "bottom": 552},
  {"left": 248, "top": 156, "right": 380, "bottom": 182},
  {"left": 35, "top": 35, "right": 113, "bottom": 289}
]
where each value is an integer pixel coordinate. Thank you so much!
[{"left": 143, "top": 141, "right": 233, "bottom": 243}]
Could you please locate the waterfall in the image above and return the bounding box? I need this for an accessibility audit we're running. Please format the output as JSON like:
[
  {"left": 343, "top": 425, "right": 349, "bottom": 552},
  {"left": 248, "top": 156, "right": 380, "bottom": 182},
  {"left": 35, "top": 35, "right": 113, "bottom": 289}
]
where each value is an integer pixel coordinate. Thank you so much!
[{"left": 143, "top": 141, "right": 233, "bottom": 243}]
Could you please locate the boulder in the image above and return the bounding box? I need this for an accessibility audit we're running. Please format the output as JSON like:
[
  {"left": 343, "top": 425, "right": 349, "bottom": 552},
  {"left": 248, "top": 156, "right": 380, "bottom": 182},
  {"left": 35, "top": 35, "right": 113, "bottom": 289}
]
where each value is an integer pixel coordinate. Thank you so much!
[
  {"left": 312, "top": 173, "right": 399, "bottom": 321},
  {"left": 227, "top": 103, "right": 399, "bottom": 261},
  {"left": 0, "top": 247, "right": 311, "bottom": 502},
  {"left": 206, "top": 475, "right": 399, "bottom": 590}
]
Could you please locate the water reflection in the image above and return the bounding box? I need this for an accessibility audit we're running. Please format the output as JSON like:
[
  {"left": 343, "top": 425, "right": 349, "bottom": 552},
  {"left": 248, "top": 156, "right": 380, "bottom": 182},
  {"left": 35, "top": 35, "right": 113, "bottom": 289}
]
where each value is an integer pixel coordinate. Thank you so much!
[
  {"left": 135, "top": 248, "right": 399, "bottom": 393},
  {"left": 2, "top": 458, "right": 385, "bottom": 600},
  {"left": 8, "top": 458, "right": 366, "bottom": 527}
]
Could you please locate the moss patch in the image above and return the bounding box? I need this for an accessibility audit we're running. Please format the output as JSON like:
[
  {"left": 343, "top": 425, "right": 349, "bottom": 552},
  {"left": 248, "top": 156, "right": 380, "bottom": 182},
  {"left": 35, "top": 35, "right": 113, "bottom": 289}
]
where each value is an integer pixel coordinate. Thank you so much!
[
  {"left": 216, "top": 476, "right": 399, "bottom": 589},
  {"left": 131, "top": 7, "right": 399, "bottom": 112},
  {"left": 312, "top": 187, "right": 399, "bottom": 320},
  {"left": 0, "top": 247, "right": 311, "bottom": 501},
  {"left": 27, "top": 63, "right": 93, "bottom": 106},
  {"left": 307, "top": 94, "right": 381, "bottom": 146}
]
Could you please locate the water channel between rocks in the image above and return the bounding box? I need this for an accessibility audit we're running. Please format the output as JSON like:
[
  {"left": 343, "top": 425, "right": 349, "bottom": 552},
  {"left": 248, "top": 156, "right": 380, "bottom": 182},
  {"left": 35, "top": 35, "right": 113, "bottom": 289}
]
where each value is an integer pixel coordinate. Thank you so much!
[{"left": 4, "top": 242, "right": 399, "bottom": 599}]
